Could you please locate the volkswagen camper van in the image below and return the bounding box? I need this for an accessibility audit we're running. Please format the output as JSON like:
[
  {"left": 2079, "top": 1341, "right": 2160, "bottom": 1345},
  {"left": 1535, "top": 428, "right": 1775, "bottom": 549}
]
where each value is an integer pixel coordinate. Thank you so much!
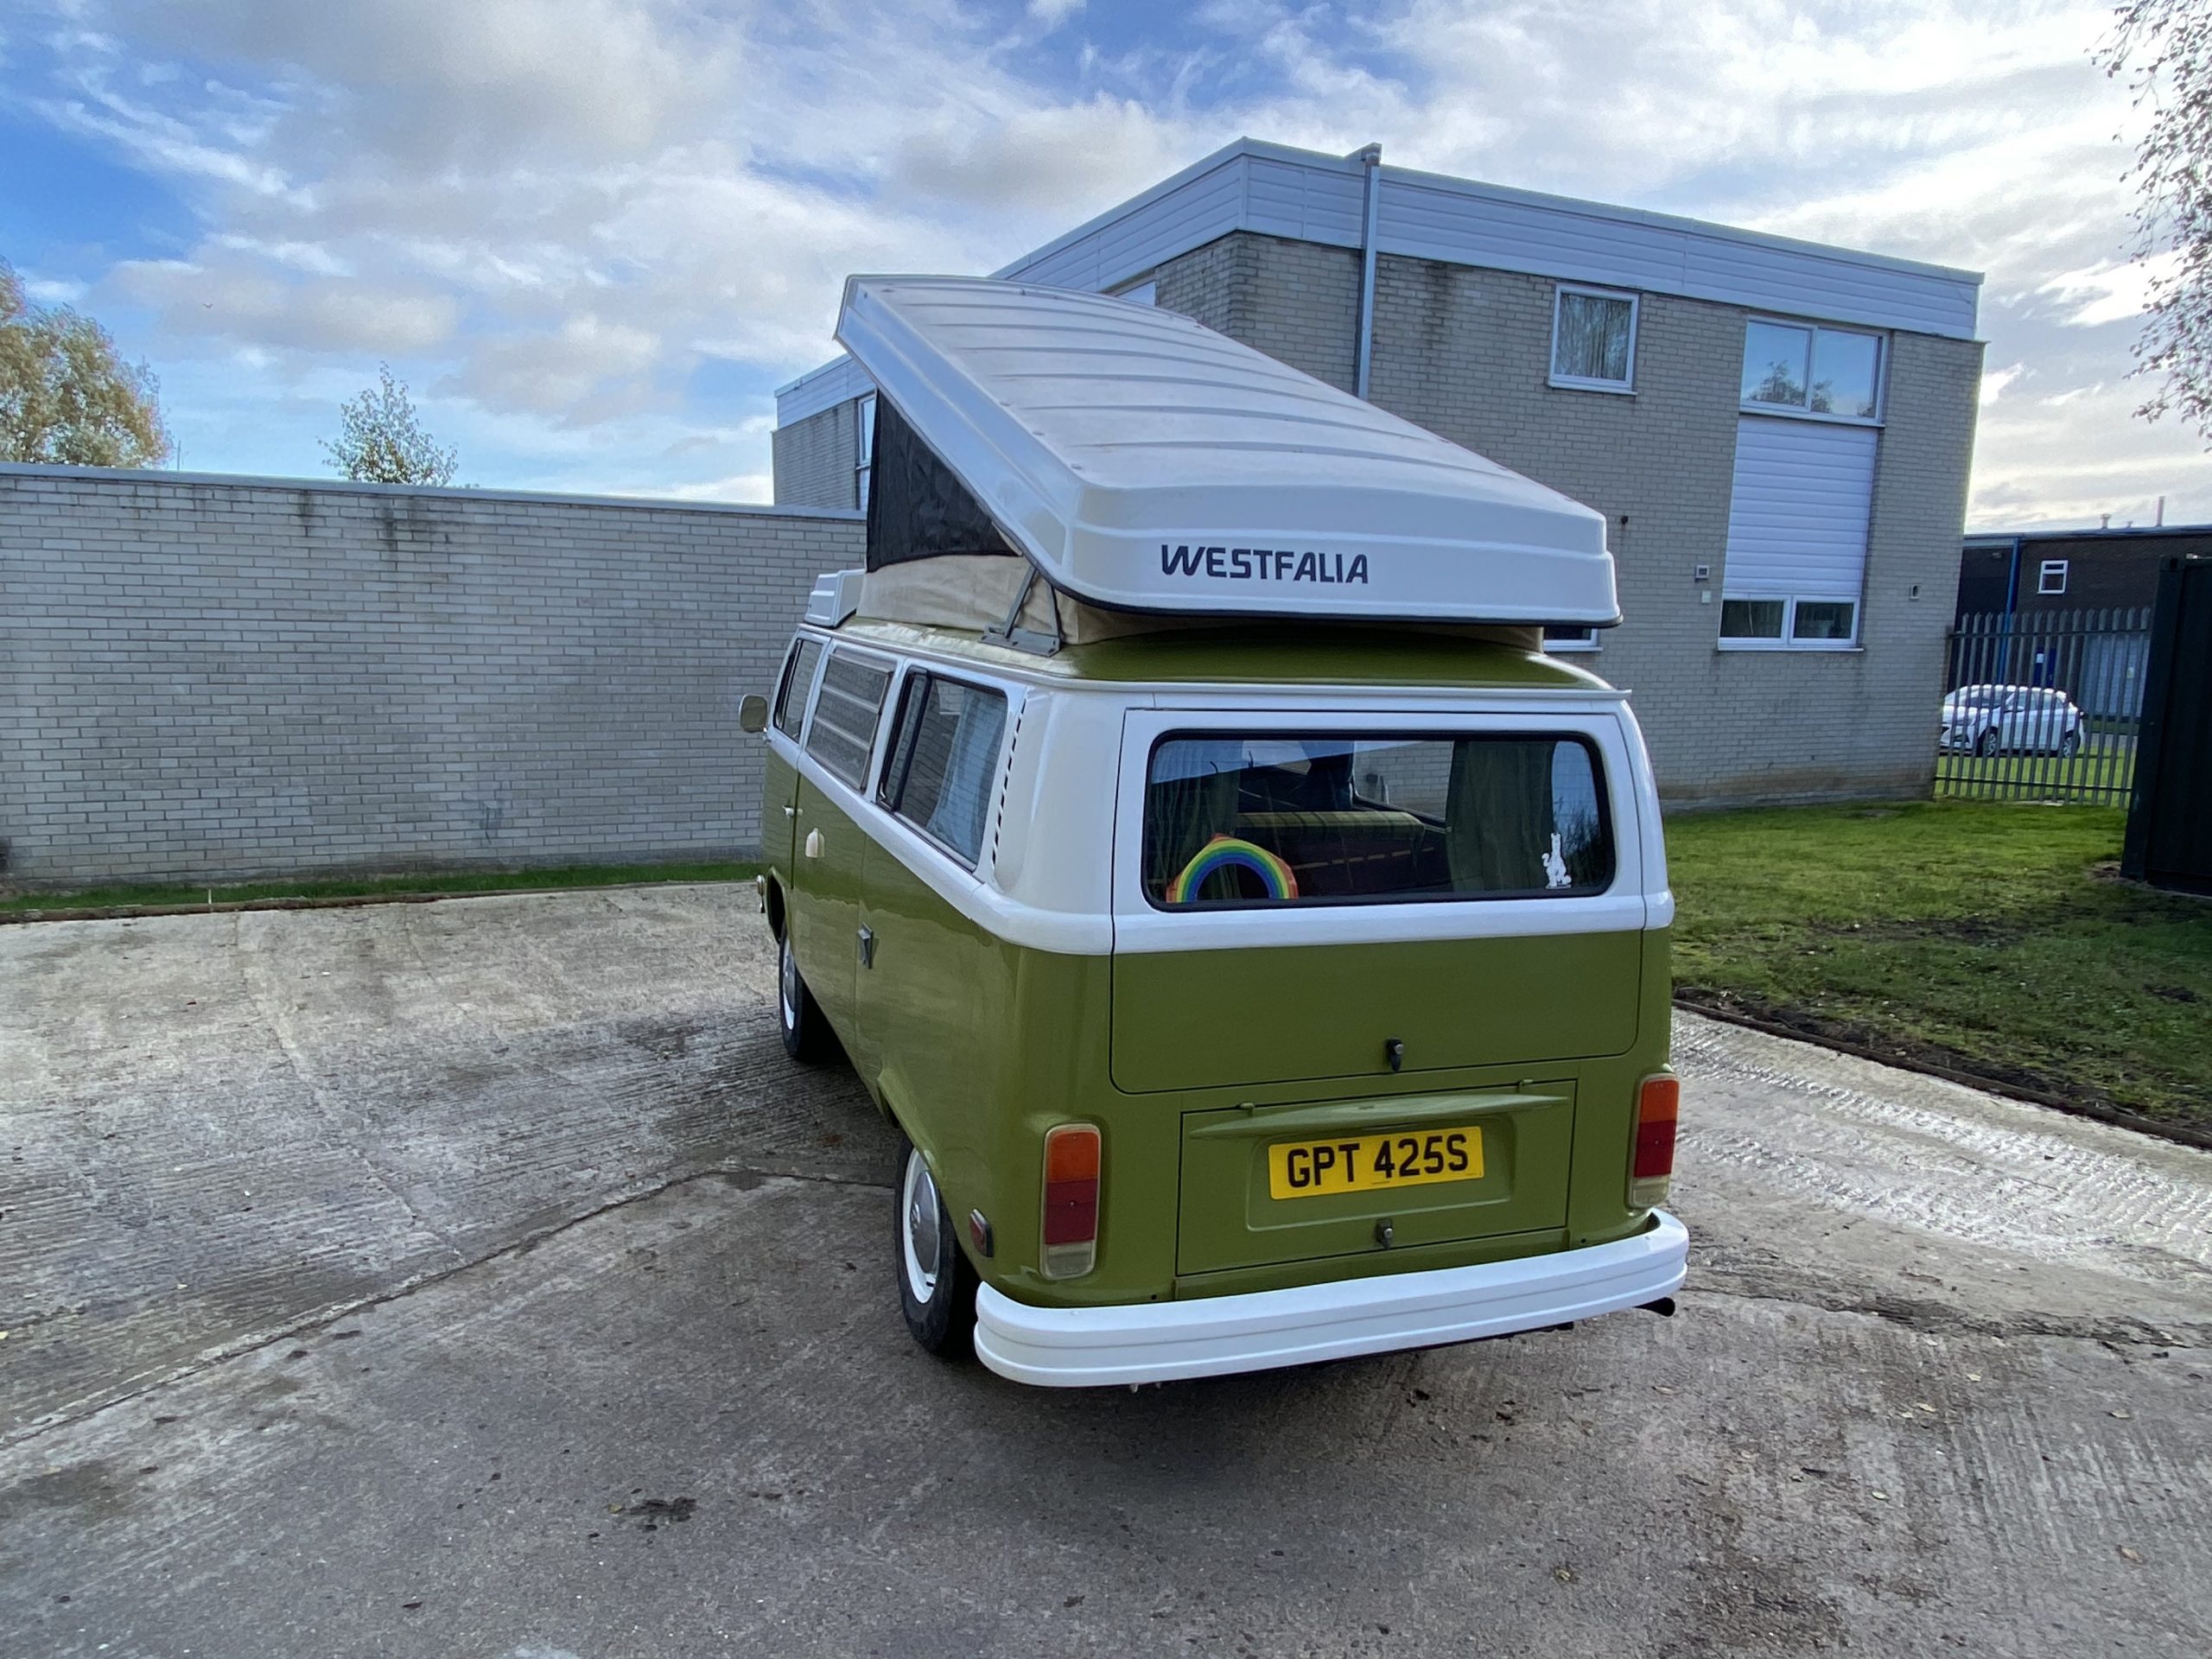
[{"left": 752, "top": 277, "right": 1686, "bottom": 1386}]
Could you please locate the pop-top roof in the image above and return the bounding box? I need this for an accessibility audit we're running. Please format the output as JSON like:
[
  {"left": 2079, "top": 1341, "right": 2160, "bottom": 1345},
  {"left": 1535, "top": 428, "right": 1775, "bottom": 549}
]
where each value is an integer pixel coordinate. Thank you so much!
[{"left": 835, "top": 276, "right": 1618, "bottom": 627}]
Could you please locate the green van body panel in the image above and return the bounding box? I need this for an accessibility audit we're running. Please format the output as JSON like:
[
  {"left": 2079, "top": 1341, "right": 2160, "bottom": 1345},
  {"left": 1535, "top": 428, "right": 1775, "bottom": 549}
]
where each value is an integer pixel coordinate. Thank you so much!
[
  {"left": 763, "top": 623, "right": 1672, "bottom": 1314},
  {"left": 791, "top": 776, "right": 868, "bottom": 1039},
  {"left": 1109, "top": 933, "right": 1641, "bottom": 1094}
]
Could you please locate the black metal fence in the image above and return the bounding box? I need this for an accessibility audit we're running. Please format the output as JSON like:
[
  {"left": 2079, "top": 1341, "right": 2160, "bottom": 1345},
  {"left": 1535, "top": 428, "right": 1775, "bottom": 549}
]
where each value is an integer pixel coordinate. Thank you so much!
[
  {"left": 1936, "top": 608, "right": 2153, "bottom": 804},
  {"left": 2122, "top": 556, "right": 2212, "bottom": 893}
]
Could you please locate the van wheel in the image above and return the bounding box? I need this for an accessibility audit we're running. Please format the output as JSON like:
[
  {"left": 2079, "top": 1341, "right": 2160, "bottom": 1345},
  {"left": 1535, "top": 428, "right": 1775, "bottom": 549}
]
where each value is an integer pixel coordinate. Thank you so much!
[
  {"left": 895, "top": 1137, "right": 977, "bottom": 1360},
  {"left": 1975, "top": 728, "right": 1999, "bottom": 757},
  {"left": 778, "top": 931, "right": 831, "bottom": 1063},
  {"left": 2060, "top": 730, "right": 2081, "bottom": 759}
]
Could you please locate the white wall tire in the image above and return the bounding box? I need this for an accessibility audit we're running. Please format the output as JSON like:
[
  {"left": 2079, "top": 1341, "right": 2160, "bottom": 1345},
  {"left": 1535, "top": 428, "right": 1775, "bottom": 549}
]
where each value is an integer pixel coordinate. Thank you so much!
[{"left": 895, "top": 1137, "right": 978, "bottom": 1359}]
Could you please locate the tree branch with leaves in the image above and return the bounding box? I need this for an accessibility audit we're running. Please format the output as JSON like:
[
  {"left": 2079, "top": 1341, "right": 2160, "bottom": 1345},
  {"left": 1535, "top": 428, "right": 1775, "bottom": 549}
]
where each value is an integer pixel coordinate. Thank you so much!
[
  {"left": 323, "top": 363, "right": 458, "bottom": 486},
  {"left": 1, "top": 259, "right": 173, "bottom": 467},
  {"left": 2101, "top": 0, "right": 2212, "bottom": 442}
]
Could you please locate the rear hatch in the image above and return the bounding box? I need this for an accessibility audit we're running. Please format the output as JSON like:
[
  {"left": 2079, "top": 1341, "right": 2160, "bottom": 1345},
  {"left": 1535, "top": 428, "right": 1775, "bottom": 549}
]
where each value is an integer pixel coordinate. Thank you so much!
[
  {"left": 1111, "top": 715, "right": 1643, "bottom": 1278},
  {"left": 1114, "top": 936, "right": 1637, "bottom": 1276}
]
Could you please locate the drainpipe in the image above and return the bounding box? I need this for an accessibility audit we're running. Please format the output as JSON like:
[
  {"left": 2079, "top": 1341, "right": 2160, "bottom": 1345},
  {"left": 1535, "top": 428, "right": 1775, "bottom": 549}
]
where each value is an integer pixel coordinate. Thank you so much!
[{"left": 1351, "top": 143, "right": 1382, "bottom": 399}]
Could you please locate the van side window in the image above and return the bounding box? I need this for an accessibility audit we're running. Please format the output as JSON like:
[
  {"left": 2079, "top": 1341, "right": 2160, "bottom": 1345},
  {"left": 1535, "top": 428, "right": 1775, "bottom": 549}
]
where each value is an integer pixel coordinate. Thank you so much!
[
  {"left": 773, "top": 638, "right": 823, "bottom": 741},
  {"left": 1144, "top": 731, "right": 1612, "bottom": 908},
  {"left": 804, "top": 649, "right": 893, "bottom": 789},
  {"left": 878, "top": 672, "right": 1009, "bottom": 866}
]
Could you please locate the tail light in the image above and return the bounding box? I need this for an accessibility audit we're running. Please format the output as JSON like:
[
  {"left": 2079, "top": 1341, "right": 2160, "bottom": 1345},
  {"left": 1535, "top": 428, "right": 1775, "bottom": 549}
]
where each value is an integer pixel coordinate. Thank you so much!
[
  {"left": 1630, "top": 1075, "right": 1679, "bottom": 1210},
  {"left": 1041, "top": 1123, "right": 1101, "bottom": 1280}
]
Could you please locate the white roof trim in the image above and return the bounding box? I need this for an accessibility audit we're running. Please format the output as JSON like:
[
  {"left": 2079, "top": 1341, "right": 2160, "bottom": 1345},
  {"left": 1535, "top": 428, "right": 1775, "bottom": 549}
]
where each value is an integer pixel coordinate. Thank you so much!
[
  {"left": 834, "top": 276, "right": 1619, "bottom": 626},
  {"left": 780, "top": 137, "right": 1984, "bottom": 429}
]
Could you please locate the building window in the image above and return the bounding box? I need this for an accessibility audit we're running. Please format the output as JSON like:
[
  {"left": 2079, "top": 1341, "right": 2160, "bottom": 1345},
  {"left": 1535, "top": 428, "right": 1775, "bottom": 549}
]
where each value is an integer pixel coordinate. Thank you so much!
[
  {"left": 2038, "top": 558, "right": 2069, "bottom": 595},
  {"left": 1741, "top": 320, "right": 1883, "bottom": 421},
  {"left": 1719, "top": 416, "right": 1875, "bottom": 652},
  {"left": 1542, "top": 624, "right": 1600, "bottom": 652},
  {"left": 1719, "top": 596, "right": 1859, "bottom": 645},
  {"left": 1550, "top": 285, "right": 1637, "bottom": 391},
  {"left": 1116, "top": 279, "right": 1157, "bottom": 306},
  {"left": 855, "top": 392, "right": 877, "bottom": 512}
]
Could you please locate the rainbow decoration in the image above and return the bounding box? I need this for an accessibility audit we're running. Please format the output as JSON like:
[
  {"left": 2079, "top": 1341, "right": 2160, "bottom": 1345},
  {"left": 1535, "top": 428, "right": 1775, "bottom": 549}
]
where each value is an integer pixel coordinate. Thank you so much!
[{"left": 1166, "top": 835, "right": 1300, "bottom": 905}]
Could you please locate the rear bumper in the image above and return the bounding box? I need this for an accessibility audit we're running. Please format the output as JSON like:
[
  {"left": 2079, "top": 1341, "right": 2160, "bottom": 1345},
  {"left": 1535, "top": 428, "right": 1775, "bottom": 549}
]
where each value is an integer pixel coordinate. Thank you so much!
[{"left": 973, "top": 1211, "right": 1688, "bottom": 1388}]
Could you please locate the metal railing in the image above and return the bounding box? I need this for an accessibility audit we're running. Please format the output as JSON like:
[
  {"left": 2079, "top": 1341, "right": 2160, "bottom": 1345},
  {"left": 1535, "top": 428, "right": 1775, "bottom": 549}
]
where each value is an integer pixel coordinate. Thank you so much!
[{"left": 1936, "top": 608, "right": 2152, "bottom": 804}]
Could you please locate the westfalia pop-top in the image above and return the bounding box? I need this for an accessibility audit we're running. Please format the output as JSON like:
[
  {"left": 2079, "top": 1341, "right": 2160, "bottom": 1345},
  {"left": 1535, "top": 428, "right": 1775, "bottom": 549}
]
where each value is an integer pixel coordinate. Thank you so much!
[{"left": 741, "top": 276, "right": 1686, "bottom": 1386}]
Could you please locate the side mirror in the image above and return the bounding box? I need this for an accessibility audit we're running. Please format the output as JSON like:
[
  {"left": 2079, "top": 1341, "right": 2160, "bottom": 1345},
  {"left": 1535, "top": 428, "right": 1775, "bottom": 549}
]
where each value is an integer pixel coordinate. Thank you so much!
[{"left": 738, "top": 694, "right": 770, "bottom": 734}]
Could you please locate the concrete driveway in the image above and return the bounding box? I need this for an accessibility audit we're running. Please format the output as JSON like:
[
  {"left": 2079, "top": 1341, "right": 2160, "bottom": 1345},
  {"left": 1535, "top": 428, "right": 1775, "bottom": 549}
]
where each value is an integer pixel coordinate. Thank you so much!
[{"left": 3, "top": 888, "right": 2209, "bottom": 1657}]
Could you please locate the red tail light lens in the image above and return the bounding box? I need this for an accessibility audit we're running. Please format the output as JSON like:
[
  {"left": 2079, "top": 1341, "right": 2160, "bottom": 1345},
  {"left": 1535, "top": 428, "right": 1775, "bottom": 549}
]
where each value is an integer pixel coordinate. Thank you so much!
[
  {"left": 1041, "top": 1123, "right": 1101, "bottom": 1279},
  {"left": 1630, "top": 1075, "right": 1678, "bottom": 1209}
]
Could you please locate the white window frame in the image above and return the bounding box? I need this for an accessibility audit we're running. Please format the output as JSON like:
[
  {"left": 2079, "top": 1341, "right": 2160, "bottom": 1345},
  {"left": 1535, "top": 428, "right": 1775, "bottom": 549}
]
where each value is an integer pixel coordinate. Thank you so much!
[
  {"left": 855, "top": 391, "right": 877, "bottom": 512},
  {"left": 1738, "top": 318, "right": 1885, "bottom": 426},
  {"left": 1115, "top": 278, "right": 1157, "bottom": 306},
  {"left": 1541, "top": 625, "right": 1601, "bottom": 653},
  {"left": 1716, "top": 594, "right": 1861, "bottom": 652},
  {"left": 2037, "top": 558, "right": 2069, "bottom": 595},
  {"left": 1548, "top": 283, "right": 1639, "bottom": 395}
]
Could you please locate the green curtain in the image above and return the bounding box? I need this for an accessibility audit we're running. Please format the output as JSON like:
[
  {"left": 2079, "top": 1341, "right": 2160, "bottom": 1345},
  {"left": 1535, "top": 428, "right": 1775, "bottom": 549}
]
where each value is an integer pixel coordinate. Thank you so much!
[
  {"left": 1143, "top": 765, "right": 1243, "bottom": 899},
  {"left": 1445, "top": 741, "right": 1552, "bottom": 893}
]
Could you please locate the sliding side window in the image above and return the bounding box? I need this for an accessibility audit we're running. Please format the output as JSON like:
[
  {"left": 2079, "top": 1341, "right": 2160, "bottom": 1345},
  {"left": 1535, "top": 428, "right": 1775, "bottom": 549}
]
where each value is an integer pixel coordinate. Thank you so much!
[{"left": 804, "top": 648, "right": 893, "bottom": 790}]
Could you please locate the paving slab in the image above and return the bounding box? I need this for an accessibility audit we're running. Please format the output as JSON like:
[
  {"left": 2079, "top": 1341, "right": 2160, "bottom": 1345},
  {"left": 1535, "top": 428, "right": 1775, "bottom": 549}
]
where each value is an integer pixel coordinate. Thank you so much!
[{"left": 3, "top": 887, "right": 2209, "bottom": 1656}]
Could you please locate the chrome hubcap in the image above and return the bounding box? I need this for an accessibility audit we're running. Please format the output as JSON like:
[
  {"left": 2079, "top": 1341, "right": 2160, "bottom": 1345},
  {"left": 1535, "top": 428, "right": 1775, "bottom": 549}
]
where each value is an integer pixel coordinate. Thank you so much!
[
  {"left": 902, "top": 1153, "right": 941, "bottom": 1304},
  {"left": 779, "top": 936, "right": 798, "bottom": 1028}
]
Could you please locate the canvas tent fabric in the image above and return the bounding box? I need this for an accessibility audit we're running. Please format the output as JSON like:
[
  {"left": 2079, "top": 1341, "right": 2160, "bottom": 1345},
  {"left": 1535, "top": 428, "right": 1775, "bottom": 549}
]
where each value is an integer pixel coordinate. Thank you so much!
[
  {"left": 865, "top": 397, "right": 1012, "bottom": 569},
  {"left": 835, "top": 275, "right": 1618, "bottom": 628}
]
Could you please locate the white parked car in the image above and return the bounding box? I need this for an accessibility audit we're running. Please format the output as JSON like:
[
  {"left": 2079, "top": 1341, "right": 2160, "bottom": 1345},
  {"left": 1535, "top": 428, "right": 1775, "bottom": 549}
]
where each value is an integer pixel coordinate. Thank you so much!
[{"left": 1941, "top": 684, "right": 2084, "bottom": 757}]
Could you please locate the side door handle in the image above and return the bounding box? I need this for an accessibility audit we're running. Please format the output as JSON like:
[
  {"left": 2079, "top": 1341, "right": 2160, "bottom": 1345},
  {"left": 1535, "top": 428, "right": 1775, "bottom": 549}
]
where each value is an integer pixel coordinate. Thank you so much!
[
  {"left": 784, "top": 804, "right": 796, "bottom": 818},
  {"left": 857, "top": 925, "right": 875, "bottom": 968}
]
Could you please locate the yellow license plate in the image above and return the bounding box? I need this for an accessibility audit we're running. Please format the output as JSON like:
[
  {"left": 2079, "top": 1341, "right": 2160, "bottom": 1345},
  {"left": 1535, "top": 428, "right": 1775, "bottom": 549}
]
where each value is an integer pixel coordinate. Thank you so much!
[{"left": 1268, "top": 1126, "right": 1484, "bottom": 1199}]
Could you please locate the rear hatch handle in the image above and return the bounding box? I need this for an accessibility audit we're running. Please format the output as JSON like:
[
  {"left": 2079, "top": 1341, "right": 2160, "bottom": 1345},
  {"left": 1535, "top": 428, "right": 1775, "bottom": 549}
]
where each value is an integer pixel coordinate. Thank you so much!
[{"left": 1189, "top": 1089, "right": 1567, "bottom": 1141}]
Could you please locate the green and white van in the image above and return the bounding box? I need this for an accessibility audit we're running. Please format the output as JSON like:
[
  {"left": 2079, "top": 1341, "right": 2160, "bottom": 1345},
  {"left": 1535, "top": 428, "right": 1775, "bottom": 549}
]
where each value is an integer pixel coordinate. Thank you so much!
[{"left": 750, "top": 278, "right": 1686, "bottom": 1386}]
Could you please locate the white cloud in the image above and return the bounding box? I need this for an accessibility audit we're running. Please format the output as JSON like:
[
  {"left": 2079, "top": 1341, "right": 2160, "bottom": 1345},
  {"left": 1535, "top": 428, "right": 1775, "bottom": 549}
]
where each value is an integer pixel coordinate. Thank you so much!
[
  {"left": 2037, "top": 251, "right": 2178, "bottom": 327},
  {"left": 1980, "top": 363, "right": 2026, "bottom": 406},
  {"left": 1027, "top": 0, "right": 1084, "bottom": 26},
  {"left": 22, "top": 273, "right": 91, "bottom": 304}
]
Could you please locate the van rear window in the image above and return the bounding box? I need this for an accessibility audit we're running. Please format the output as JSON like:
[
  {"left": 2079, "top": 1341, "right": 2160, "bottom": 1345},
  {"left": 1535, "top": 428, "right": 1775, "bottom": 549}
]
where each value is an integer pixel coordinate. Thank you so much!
[{"left": 1143, "top": 733, "right": 1612, "bottom": 908}]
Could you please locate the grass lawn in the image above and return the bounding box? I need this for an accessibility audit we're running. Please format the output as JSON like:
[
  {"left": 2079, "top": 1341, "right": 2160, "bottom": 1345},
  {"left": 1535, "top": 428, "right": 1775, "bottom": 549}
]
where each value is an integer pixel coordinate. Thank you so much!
[
  {"left": 1667, "top": 799, "right": 2212, "bottom": 1133},
  {"left": 1934, "top": 734, "right": 2135, "bottom": 802},
  {"left": 0, "top": 860, "right": 760, "bottom": 915}
]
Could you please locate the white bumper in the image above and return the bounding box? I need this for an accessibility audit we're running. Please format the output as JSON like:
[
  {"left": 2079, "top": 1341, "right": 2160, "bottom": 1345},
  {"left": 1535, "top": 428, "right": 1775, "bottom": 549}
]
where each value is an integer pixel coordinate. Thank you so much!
[{"left": 974, "top": 1212, "right": 1688, "bottom": 1388}]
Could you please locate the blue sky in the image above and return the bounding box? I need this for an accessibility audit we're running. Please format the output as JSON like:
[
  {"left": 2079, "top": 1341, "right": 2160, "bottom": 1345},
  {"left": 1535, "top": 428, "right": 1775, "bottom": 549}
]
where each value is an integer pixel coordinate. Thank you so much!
[{"left": 2, "top": 0, "right": 2204, "bottom": 527}]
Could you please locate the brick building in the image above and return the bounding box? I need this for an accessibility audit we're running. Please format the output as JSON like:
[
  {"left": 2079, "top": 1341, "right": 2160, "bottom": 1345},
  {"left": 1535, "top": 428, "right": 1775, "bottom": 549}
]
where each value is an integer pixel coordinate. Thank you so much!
[
  {"left": 772, "top": 138, "right": 1985, "bottom": 805},
  {"left": 1957, "top": 524, "right": 2212, "bottom": 620}
]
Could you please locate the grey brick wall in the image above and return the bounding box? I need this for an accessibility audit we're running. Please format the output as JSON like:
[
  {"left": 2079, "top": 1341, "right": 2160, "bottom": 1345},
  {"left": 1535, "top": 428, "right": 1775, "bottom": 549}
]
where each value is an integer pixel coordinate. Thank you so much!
[
  {"left": 1156, "top": 232, "right": 1362, "bottom": 392},
  {"left": 1155, "top": 233, "right": 1984, "bottom": 805},
  {"left": 0, "top": 467, "right": 865, "bottom": 886},
  {"left": 772, "top": 401, "right": 859, "bottom": 508}
]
